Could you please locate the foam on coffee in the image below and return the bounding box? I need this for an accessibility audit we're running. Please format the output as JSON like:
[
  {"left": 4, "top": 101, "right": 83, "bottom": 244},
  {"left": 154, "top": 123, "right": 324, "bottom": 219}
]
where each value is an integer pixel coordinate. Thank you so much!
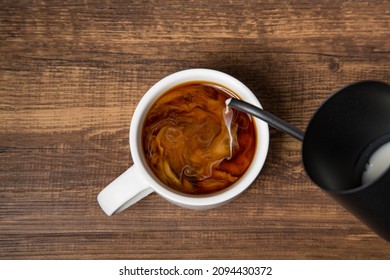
[{"left": 142, "top": 82, "right": 256, "bottom": 195}]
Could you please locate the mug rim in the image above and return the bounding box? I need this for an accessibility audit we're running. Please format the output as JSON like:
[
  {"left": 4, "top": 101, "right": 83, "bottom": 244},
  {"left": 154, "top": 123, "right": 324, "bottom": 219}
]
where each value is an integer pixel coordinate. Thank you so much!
[{"left": 129, "top": 68, "right": 269, "bottom": 207}]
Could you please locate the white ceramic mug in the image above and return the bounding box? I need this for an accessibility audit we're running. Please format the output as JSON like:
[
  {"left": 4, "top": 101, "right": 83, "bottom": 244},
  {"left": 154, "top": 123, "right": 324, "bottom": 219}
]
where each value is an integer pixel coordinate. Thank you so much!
[{"left": 97, "top": 69, "right": 269, "bottom": 215}]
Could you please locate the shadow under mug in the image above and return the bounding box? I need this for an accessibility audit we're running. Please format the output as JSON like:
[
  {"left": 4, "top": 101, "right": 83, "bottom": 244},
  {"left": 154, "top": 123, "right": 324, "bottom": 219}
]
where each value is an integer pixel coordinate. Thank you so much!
[
  {"left": 302, "top": 81, "right": 390, "bottom": 242},
  {"left": 97, "top": 69, "right": 270, "bottom": 215}
]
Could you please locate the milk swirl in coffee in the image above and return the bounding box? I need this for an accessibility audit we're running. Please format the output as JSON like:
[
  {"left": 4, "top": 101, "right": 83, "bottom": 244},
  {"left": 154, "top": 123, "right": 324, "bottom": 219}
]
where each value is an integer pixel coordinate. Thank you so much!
[{"left": 142, "top": 82, "right": 256, "bottom": 195}]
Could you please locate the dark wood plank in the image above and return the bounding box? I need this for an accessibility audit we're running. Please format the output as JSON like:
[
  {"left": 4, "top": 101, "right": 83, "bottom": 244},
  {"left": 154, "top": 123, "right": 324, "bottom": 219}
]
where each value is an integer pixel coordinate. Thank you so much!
[{"left": 1, "top": 0, "right": 390, "bottom": 259}]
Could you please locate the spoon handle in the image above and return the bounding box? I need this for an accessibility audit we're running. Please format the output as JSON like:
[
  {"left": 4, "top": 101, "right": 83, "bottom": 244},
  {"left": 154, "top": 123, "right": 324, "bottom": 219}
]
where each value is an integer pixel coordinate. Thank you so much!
[{"left": 227, "top": 98, "right": 304, "bottom": 142}]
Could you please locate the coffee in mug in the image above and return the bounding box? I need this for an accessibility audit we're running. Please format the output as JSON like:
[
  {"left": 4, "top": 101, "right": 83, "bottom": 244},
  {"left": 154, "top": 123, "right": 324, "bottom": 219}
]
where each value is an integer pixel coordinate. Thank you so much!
[
  {"left": 142, "top": 82, "right": 257, "bottom": 195},
  {"left": 97, "top": 69, "right": 269, "bottom": 215}
]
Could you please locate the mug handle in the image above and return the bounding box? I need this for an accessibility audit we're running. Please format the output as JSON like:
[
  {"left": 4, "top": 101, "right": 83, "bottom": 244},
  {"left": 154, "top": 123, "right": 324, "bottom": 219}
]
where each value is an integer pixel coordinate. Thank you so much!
[{"left": 97, "top": 166, "right": 154, "bottom": 216}]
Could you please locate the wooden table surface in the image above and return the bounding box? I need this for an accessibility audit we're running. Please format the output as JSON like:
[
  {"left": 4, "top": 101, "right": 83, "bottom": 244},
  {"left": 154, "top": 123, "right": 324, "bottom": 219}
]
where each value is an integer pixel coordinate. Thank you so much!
[{"left": 1, "top": 0, "right": 390, "bottom": 260}]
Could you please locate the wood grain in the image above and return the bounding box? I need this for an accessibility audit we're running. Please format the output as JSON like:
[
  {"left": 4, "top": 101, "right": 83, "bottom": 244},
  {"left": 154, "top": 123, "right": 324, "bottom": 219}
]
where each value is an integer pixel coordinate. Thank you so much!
[{"left": 1, "top": 0, "right": 390, "bottom": 259}]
